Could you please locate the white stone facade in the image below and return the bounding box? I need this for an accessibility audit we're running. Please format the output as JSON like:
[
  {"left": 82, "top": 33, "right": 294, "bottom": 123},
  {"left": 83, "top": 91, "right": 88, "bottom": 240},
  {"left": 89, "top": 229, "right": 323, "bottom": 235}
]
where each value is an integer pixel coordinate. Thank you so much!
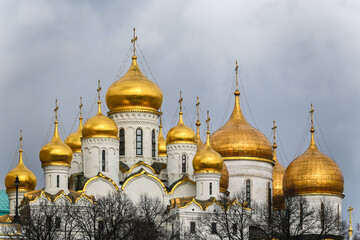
[{"left": 43, "top": 165, "right": 70, "bottom": 195}]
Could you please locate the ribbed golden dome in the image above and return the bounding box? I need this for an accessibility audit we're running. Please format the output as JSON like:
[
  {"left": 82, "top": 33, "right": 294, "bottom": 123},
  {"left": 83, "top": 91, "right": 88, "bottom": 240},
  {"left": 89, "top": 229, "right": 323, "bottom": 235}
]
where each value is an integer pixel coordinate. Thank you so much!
[
  {"left": 193, "top": 126, "right": 223, "bottom": 173},
  {"left": 6, "top": 147, "right": 37, "bottom": 192},
  {"left": 82, "top": 102, "right": 118, "bottom": 139},
  {"left": 65, "top": 116, "right": 83, "bottom": 152},
  {"left": 106, "top": 55, "right": 163, "bottom": 113},
  {"left": 40, "top": 121, "right": 73, "bottom": 167},
  {"left": 210, "top": 89, "right": 273, "bottom": 163},
  {"left": 167, "top": 112, "right": 196, "bottom": 144},
  {"left": 158, "top": 120, "right": 167, "bottom": 157},
  {"left": 283, "top": 128, "right": 344, "bottom": 197},
  {"left": 220, "top": 162, "right": 229, "bottom": 193}
]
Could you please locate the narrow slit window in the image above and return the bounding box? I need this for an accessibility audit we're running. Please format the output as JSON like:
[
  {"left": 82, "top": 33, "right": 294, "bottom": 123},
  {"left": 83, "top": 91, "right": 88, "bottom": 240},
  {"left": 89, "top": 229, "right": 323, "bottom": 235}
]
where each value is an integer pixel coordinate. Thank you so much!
[
  {"left": 246, "top": 180, "right": 251, "bottom": 207},
  {"left": 182, "top": 155, "right": 186, "bottom": 173},
  {"left": 210, "top": 182, "right": 212, "bottom": 195},
  {"left": 152, "top": 130, "right": 156, "bottom": 158},
  {"left": 56, "top": 175, "right": 59, "bottom": 188},
  {"left": 102, "top": 150, "right": 106, "bottom": 171},
  {"left": 55, "top": 217, "right": 61, "bottom": 229},
  {"left": 136, "top": 129, "right": 143, "bottom": 155},
  {"left": 119, "top": 129, "right": 125, "bottom": 156}
]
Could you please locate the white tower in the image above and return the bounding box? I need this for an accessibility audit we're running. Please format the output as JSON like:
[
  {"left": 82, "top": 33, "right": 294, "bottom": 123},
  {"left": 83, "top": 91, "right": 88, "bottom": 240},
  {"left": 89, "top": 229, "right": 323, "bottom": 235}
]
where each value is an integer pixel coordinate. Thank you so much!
[
  {"left": 82, "top": 81, "right": 120, "bottom": 184},
  {"left": 39, "top": 100, "right": 73, "bottom": 195},
  {"left": 166, "top": 92, "right": 197, "bottom": 185}
]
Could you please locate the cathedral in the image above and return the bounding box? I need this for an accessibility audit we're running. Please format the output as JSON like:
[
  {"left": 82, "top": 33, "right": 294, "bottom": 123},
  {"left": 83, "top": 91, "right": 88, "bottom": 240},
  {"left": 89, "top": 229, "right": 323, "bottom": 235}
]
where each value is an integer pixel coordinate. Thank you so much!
[{"left": 0, "top": 31, "right": 345, "bottom": 239}]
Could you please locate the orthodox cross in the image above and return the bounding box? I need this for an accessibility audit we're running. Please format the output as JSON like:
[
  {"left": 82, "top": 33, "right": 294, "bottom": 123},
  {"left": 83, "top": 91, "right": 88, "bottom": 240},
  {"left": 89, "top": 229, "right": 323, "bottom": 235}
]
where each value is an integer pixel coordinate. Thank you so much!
[
  {"left": 310, "top": 103, "right": 314, "bottom": 130},
  {"left": 79, "top": 97, "right": 83, "bottom": 118},
  {"left": 159, "top": 109, "right": 163, "bottom": 125},
  {"left": 235, "top": 60, "right": 239, "bottom": 91},
  {"left": 179, "top": 91, "right": 183, "bottom": 112},
  {"left": 272, "top": 120, "right": 277, "bottom": 146},
  {"left": 131, "top": 28, "right": 138, "bottom": 56},
  {"left": 196, "top": 96, "right": 200, "bottom": 122},
  {"left": 97, "top": 80, "right": 102, "bottom": 102},
  {"left": 206, "top": 110, "right": 210, "bottom": 132},
  {"left": 54, "top": 99, "right": 59, "bottom": 121},
  {"left": 348, "top": 207, "right": 354, "bottom": 236},
  {"left": 19, "top": 130, "right": 23, "bottom": 150}
]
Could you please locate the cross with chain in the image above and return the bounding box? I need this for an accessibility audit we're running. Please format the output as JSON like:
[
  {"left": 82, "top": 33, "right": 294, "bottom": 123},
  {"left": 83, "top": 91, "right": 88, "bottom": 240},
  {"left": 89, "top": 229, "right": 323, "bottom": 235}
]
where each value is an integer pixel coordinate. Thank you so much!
[
  {"left": 179, "top": 91, "right": 183, "bottom": 112},
  {"left": 310, "top": 103, "right": 314, "bottom": 130},
  {"left": 196, "top": 96, "right": 200, "bottom": 122},
  {"left": 19, "top": 130, "right": 23, "bottom": 149},
  {"left": 206, "top": 110, "right": 210, "bottom": 132},
  {"left": 235, "top": 60, "right": 239, "bottom": 91},
  {"left": 54, "top": 99, "right": 59, "bottom": 121},
  {"left": 97, "top": 80, "right": 102, "bottom": 102},
  {"left": 131, "top": 28, "right": 138, "bottom": 56},
  {"left": 272, "top": 120, "right": 277, "bottom": 145},
  {"left": 79, "top": 97, "right": 83, "bottom": 118}
]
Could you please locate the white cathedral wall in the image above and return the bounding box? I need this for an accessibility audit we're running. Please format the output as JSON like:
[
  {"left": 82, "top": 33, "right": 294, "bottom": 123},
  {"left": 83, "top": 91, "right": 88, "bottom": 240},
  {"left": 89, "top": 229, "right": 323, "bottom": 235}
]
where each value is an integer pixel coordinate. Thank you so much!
[
  {"left": 82, "top": 137, "right": 119, "bottom": 185},
  {"left": 43, "top": 165, "right": 70, "bottom": 195},
  {"left": 108, "top": 111, "right": 159, "bottom": 167},
  {"left": 167, "top": 143, "right": 197, "bottom": 186},
  {"left": 83, "top": 177, "right": 118, "bottom": 197},
  {"left": 225, "top": 160, "right": 273, "bottom": 205},
  {"left": 194, "top": 173, "right": 221, "bottom": 200},
  {"left": 69, "top": 152, "right": 82, "bottom": 175},
  {"left": 7, "top": 191, "right": 26, "bottom": 216}
]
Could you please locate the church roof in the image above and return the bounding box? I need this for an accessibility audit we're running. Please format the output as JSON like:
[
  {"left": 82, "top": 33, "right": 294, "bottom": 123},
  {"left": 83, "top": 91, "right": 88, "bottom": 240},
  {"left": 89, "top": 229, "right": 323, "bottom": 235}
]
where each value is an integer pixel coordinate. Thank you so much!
[{"left": 0, "top": 191, "right": 9, "bottom": 216}]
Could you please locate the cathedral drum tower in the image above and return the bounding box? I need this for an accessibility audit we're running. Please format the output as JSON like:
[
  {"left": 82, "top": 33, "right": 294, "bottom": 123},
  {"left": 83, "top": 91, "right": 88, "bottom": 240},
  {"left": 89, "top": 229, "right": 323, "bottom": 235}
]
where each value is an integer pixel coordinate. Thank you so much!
[{"left": 105, "top": 29, "right": 163, "bottom": 168}]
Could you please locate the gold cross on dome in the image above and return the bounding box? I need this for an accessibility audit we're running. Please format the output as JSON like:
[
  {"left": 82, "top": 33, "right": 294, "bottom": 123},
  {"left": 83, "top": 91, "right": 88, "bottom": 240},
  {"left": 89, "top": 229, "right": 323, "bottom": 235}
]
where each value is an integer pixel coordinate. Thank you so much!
[
  {"left": 54, "top": 99, "right": 59, "bottom": 121},
  {"left": 196, "top": 96, "right": 200, "bottom": 121},
  {"left": 131, "top": 28, "right": 138, "bottom": 56},
  {"left": 206, "top": 110, "right": 210, "bottom": 132},
  {"left": 97, "top": 80, "right": 102, "bottom": 101},
  {"left": 272, "top": 120, "right": 277, "bottom": 145},
  {"left": 79, "top": 97, "right": 83, "bottom": 118},
  {"left": 310, "top": 103, "right": 314, "bottom": 130},
  {"left": 179, "top": 91, "right": 183, "bottom": 112},
  {"left": 19, "top": 130, "right": 23, "bottom": 149},
  {"left": 235, "top": 60, "right": 239, "bottom": 91}
]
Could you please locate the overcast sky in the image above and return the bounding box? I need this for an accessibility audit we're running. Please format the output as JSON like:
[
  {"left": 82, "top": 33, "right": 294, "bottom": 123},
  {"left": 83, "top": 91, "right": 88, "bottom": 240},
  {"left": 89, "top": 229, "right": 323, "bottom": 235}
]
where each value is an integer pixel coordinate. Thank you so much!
[{"left": 1, "top": 0, "right": 359, "bottom": 224}]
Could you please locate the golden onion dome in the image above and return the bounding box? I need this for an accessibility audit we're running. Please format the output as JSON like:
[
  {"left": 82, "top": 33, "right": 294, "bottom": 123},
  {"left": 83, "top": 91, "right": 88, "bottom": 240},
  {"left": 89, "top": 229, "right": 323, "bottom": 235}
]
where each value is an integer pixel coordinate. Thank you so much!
[
  {"left": 40, "top": 120, "right": 73, "bottom": 167},
  {"left": 193, "top": 113, "right": 223, "bottom": 173},
  {"left": 158, "top": 119, "right": 167, "bottom": 157},
  {"left": 283, "top": 107, "right": 344, "bottom": 197},
  {"left": 82, "top": 101, "right": 118, "bottom": 139},
  {"left": 167, "top": 112, "right": 196, "bottom": 144},
  {"left": 5, "top": 135, "right": 37, "bottom": 192},
  {"left": 65, "top": 116, "right": 83, "bottom": 152},
  {"left": 220, "top": 162, "right": 229, "bottom": 193},
  {"left": 210, "top": 82, "right": 273, "bottom": 163},
  {"left": 106, "top": 55, "right": 163, "bottom": 113}
]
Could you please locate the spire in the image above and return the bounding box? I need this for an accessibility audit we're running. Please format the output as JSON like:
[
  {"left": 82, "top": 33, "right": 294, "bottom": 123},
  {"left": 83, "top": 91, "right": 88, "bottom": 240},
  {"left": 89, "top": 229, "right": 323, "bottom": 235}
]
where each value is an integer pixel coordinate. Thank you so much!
[
  {"left": 97, "top": 80, "right": 102, "bottom": 114},
  {"left": 309, "top": 103, "right": 316, "bottom": 148},
  {"left": 53, "top": 99, "right": 60, "bottom": 138},
  {"left": 19, "top": 130, "right": 23, "bottom": 164},
  {"left": 205, "top": 110, "right": 211, "bottom": 146},
  {"left": 348, "top": 207, "right": 353, "bottom": 237}
]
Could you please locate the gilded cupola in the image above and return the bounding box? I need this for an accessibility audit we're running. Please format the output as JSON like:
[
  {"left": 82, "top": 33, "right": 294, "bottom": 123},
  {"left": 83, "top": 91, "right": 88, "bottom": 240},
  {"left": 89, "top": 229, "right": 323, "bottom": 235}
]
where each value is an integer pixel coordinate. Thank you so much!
[
  {"left": 271, "top": 121, "right": 285, "bottom": 209},
  {"left": 166, "top": 91, "right": 196, "bottom": 144},
  {"left": 5, "top": 131, "right": 37, "bottom": 192},
  {"left": 193, "top": 111, "right": 224, "bottom": 173},
  {"left": 210, "top": 61, "right": 273, "bottom": 163},
  {"left": 83, "top": 81, "right": 118, "bottom": 139},
  {"left": 158, "top": 116, "right": 167, "bottom": 157},
  {"left": 65, "top": 98, "right": 83, "bottom": 152},
  {"left": 106, "top": 29, "right": 163, "bottom": 114},
  {"left": 283, "top": 104, "right": 344, "bottom": 197},
  {"left": 195, "top": 97, "right": 204, "bottom": 152},
  {"left": 40, "top": 101, "right": 73, "bottom": 167}
]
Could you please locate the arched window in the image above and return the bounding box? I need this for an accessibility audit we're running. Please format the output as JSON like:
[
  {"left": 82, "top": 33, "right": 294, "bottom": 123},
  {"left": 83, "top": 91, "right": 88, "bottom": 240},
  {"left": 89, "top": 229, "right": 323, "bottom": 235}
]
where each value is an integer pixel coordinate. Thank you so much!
[
  {"left": 209, "top": 182, "right": 213, "bottom": 195},
  {"left": 182, "top": 155, "right": 186, "bottom": 173},
  {"left": 246, "top": 180, "right": 251, "bottom": 207},
  {"left": 136, "top": 129, "right": 143, "bottom": 155},
  {"left": 102, "top": 150, "right": 106, "bottom": 171},
  {"left": 152, "top": 130, "right": 156, "bottom": 158},
  {"left": 119, "top": 129, "right": 125, "bottom": 156},
  {"left": 56, "top": 175, "right": 60, "bottom": 188}
]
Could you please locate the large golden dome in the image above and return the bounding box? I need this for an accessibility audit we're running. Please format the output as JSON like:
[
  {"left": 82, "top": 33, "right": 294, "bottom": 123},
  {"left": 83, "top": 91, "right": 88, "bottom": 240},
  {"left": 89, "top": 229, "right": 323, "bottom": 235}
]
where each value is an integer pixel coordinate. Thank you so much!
[
  {"left": 210, "top": 89, "right": 273, "bottom": 163},
  {"left": 158, "top": 119, "right": 167, "bottom": 157},
  {"left": 82, "top": 102, "right": 118, "bottom": 139},
  {"left": 193, "top": 114, "right": 223, "bottom": 173},
  {"left": 283, "top": 116, "right": 344, "bottom": 197},
  {"left": 65, "top": 116, "right": 83, "bottom": 152},
  {"left": 220, "top": 162, "right": 229, "bottom": 193},
  {"left": 40, "top": 120, "right": 73, "bottom": 167},
  {"left": 167, "top": 112, "right": 196, "bottom": 145},
  {"left": 5, "top": 140, "right": 37, "bottom": 192},
  {"left": 106, "top": 55, "right": 163, "bottom": 113}
]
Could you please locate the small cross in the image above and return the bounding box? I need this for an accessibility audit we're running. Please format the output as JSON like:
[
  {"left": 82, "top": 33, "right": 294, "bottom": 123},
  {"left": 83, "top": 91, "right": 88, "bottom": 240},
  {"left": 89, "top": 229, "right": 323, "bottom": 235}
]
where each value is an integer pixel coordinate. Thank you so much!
[
  {"left": 97, "top": 80, "right": 102, "bottom": 101},
  {"left": 131, "top": 28, "right": 138, "bottom": 56},
  {"left": 206, "top": 110, "right": 210, "bottom": 132},
  {"left": 196, "top": 96, "right": 200, "bottom": 121},
  {"left": 79, "top": 97, "right": 83, "bottom": 118},
  {"left": 54, "top": 99, "right": 59, "bottom": 121},
  {"left": 235, "top": 60, "right": 239, "bottom": 91},
  {"left": 310, "top": 103, "right": 314, "bottom": 130},
  {"left": 19, "top": 130, "right": 23, "bottom": 149},
  {"left": 272, "top": 120, "right": 277, "bottom": 145},
  {"left": 179, "top": 91, "right": 183, "bottom": 112}
]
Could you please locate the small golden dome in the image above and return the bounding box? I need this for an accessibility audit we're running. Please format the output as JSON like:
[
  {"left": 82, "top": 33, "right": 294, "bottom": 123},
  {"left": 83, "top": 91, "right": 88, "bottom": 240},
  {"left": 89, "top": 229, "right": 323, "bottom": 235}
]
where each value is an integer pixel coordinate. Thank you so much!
[
  {"left": 65, "top": 116, "right": 83, "bottom": 152},
  {"left": 283, "top": 107, "right": 344, "bottom": 197},
  {"left": 158, "top": 120, "right": 167, "bottom": 157},
  {"left": 5, "top": 135, "right": 37, "bottom": 192},
  {"left": 167, "top": 112, "right": 196, "bottom": 144},
  {"left": 220, "top": 162, "right": 229, "bottom": 193},
  {"left": 210, "top": 90, "right": 273, "bottom": 162},
  {"left": 193, "top": 112, "right": 223, "bottom": 173},
  {"left": 40, "top": 121, "right": 73, "bottom": 167},
  {"left": 82, "top": 102, "right": 118, "bottom": 139},
  {"left": 106, "top": 55, "right": 163, "bottom": 113}
]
